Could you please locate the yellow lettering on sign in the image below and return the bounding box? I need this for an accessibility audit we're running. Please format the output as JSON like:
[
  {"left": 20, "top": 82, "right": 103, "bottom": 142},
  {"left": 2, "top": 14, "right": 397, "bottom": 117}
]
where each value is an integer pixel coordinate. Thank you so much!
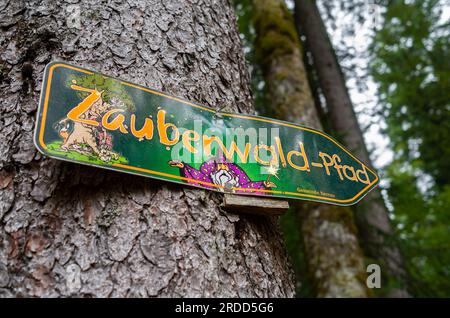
[
  {"left": 66, "top": 85, "right": 102, "bottom": 126},
  {"left": 102, "top": 109, "right": 128, "bottom": 134},
  {"left": 274, "top": 137, "right": 287, "bottom": 168},
  {"left": 287, "top": 142, "right": 310, "bottom": 171},
  {"left": 203, "top": 135, "right": 250, "bottom": 163},
  {"left": 357, "top": 165, "right": 371, "bottom": 185},
  {"left": 182, "top": 130, "right": 200, "bottom": 154},
  {"left": 254, "top": 144, "right": 278, "bottom": 166},
  {"left": 343, "top": 165, "right": 358, "bottom": 181},
  {"left": 319, "top": 152, "right": 334, "bottom": 176},
  {"left": 130, "top": 114, "right": 154, "bottom": 140},
  {"left": 332, "top": 154, "right": 344, "bottom": 181},
  {"left": 157, "top": 110, "right": 180, "bottom": 146}
]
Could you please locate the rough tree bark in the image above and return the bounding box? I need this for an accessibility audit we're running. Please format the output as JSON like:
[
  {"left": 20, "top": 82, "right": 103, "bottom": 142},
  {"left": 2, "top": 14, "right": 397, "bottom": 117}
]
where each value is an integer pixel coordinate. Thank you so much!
[
  {"left": 294, "top": 0, "right": 409, "bottom": 297},
  {"left": 252, "top": 0, "right": 368, "bottom": 297},
  {"left": 0, "top": 0, "right": 295, "bottom": 297}
]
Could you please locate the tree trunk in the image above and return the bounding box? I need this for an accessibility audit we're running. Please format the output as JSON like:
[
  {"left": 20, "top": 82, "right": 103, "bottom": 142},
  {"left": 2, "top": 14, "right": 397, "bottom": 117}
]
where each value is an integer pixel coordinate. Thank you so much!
[
  {"left": 252, "top": 0, "right": 368, "bottom": 297},
  {"left": 0, "top": 0, "right": 295, "bottom": 297},
  {"left": 294, "top": 0, "right": 409, "bottom": 297}
]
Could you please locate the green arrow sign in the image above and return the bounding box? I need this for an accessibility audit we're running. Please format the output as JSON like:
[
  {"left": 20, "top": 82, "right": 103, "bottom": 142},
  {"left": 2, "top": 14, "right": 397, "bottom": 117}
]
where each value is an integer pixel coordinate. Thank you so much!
[{"left": 34, "top": 62, "right": 379, "bottom": 205}]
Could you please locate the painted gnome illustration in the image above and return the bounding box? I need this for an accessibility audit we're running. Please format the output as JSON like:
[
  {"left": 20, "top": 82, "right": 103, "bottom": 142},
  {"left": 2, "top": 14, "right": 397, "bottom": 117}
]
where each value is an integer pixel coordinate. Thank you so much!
[
  {"left": 55, "top": 87, "right": 121, "bottom": 163},
  {"left": 53, "top": 74, "right": 134, "bottom": 163},
  {"left": 168, "top": 154, "right": 277, "bottom": 194}
]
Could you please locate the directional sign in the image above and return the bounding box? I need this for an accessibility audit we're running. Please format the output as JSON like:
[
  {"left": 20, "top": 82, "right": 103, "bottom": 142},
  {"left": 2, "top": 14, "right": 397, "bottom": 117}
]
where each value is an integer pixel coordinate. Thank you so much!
[{"left": 34, "top": 62, "right": 379, "bottom": 205}]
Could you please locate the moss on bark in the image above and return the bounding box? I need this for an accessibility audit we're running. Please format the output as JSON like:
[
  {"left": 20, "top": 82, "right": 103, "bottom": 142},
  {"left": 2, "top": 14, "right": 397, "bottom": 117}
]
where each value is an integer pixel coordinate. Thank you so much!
[
  {"left": 252, "top": 0, "right": 369, "bottom": 297},
  {"left": 253, "top": 0, "right": 299, "bottom": 71}
]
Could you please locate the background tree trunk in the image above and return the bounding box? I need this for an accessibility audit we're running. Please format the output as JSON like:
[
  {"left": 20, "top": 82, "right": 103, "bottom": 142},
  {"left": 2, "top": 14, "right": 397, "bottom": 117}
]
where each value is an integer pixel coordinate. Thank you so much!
[
  {"left": 252, "top": 0, "right": 368, "bottom": 297},
  {"left": 0, "top": 0, "right": 295, "bottom": 297},
  {"left": 294, "top": 0, "right": 409, "bottom": 297}
]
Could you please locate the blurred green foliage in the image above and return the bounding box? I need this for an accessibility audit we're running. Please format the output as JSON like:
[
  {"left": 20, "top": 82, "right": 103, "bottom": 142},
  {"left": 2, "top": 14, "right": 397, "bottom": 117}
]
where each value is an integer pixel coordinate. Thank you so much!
[
  {"left": 235, "top": 0, "right": 450, "bottom": 298},
  {"left": 371, "top": 0, "right": 450, "bottom": 187},
  {"left": 371, "top": 0, "right": 450, "bottom": 297},
  {"left": 234, "top": 0, "right": 269, "bottom": 116}
]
